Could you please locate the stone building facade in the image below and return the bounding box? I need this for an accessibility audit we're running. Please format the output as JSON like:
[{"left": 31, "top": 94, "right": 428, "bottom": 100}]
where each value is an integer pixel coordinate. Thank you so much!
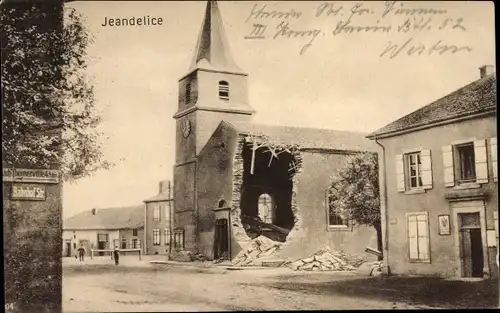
[
  {"left": 63, "top": 205, "right": 145, "bottom": 256},
  {"left": 144, "top": 180, "right": 174, "bottom": 255},
  {"left": 368, "top": 65, "right": 498, "bottom": 278}
]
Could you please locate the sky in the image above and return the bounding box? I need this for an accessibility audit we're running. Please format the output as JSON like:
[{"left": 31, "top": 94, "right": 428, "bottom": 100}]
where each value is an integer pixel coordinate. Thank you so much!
[{"left": 62, "top": 0, "right": 495, "bottom": 218}]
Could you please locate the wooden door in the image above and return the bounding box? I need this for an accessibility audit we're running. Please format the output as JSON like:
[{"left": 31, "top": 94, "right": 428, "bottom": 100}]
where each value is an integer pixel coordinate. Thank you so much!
[
  {"left": 214, "top": 218, "right": 229, "bottom": 260},
  {"left": 459, "top": 212, "right": 483, "bottom": 278},
  {"left": 66, "top": 242, "right": 72, "bottom": 257}
]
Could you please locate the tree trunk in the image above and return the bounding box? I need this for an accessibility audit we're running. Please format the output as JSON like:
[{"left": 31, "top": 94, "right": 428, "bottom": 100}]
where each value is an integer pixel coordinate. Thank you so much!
[{"left": 373, "top": 221, "right": 383, "bottom": 261}]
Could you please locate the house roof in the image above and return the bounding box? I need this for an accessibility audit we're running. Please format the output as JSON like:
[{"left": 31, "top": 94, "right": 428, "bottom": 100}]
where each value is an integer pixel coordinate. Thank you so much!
[
  {"left": 226, "top": 121, "right": 378, "bottom": 152},
  {"left": 367, "top": 75, "right": 497, "bottom": 139},
  {"left": 63, "top": 205, "right": 144, "bottom": 230},
  {"left": 143, "top": 190, "right": 173, "bottom": 203}
]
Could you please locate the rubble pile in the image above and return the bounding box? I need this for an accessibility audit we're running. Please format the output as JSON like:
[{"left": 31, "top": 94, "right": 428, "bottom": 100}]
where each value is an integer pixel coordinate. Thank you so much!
[
  {"left": 288, "top": 248, "right": 366, "bottom": 272},
  {"left": 232, "top": 236, "right": 283, "bottom": 266}
]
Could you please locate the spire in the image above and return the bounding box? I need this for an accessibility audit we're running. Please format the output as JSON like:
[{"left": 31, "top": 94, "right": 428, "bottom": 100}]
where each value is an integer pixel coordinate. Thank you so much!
[{"left": 189, "top": 1, "right": 244, "bottom": 74}]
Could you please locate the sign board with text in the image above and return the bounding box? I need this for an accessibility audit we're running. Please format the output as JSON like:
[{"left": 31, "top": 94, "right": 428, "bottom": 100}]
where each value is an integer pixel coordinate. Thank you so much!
[
  {"left": 11, "top": 184, "right": 46, "bottom": 201},
  {"left": 3, "top": 168, "right": 60, "bottom": 184}
]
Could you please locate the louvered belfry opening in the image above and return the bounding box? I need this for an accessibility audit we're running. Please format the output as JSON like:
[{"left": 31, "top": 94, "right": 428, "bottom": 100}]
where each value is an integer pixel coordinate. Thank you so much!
[{"left": 238, "top": 141, "right": 296, "bottom": 243}]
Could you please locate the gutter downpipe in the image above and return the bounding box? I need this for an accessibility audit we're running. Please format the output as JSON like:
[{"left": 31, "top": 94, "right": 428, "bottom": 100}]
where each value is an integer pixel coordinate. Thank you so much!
[
  {"left": 143, "top": 202, "right": 147, "bottom": 256},
  {"left": 374, "top": 135, "right": 390, "bottom": 275}
]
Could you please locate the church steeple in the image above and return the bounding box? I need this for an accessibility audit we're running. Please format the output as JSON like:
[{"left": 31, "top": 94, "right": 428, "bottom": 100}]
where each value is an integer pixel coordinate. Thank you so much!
[
  {"left": 174, "top": 0, "right": 254, "bottom": 158},
  {"left": 189, "top": 0, "right": 244, "bottom": 74}
]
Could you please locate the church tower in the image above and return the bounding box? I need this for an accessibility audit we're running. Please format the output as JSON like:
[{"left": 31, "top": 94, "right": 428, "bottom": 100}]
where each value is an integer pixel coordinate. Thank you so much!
[
  {"left": 172, "top": 1, "right": 254, "bottom": 252},
  {"left": 174, "top": 0, "right": 255, "bottom": 164}
]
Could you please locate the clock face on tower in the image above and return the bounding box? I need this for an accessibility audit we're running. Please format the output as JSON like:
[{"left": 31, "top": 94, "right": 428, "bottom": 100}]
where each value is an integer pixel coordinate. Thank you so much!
[{"left": 181, "top": 119, "right": 191, "bottom": 138}]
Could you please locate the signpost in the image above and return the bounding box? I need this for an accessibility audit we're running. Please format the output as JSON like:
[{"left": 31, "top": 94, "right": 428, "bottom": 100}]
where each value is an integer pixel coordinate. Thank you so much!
[
  {"left": 3, "top": 168, "right": 60, "bottom": 184},
  {"left": 11, "top": 184, "right": 46, "bottom": 201},
  {"left": 3, "top": 168, "right": 59, "bottom": 201}
]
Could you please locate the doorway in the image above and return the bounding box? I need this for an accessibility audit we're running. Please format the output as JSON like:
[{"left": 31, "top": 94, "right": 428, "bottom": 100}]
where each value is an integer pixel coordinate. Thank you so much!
[
  {"left": 459, "top": 212, "right": 484, "bottom": 278},
  {"left": 66, "top": 241, "right": 72, "bottom": 257},
  {"left": 214, "top": 218, "right": 229, "bottom": 260},
  {"left": 97, "top": 233, "right": 108, "bottom": 256}
]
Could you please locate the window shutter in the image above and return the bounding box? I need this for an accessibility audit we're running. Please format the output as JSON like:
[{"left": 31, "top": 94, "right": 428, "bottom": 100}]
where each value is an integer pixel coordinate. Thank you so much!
[
  {"left": 474, "top": 139, "right": 488, "bottom": 184},
  {"left": 417, "top": 214, "right": 429, "bottom": 261},
  {"left": 442, "top": 145, "right": 454, "bottom": 187},
  {"left": 395, "top": 154, "right": 405, "bottom": 192},
  {"left": 408, "top": 215, "right": 418, "bottom": 260},
  {"left": 494, "top": 212, "right": 498, "bottom": 238},
  {"left": 420, "top": 149, "right": 432, "bottom": 189},
  {"left": 137, "top": 240, "right": 141, "bottom": 249},
  {"left": 491, "top": 137, "right": 497, "bottom": 182}
]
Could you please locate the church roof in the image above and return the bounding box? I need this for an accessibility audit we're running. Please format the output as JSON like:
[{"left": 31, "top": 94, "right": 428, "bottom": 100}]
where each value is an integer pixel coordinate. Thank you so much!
[
  {"left": 63, "top": 205, "right": 144, "bottom": 230},
  {"left": 189, "top": 1, "right": 245, "bottom": 74},
  {"left": 367, "top": 74, "right": 497, "bottom": 139},
  {"left": 227, "top": 121, "right": 378, "bottom": 152}
]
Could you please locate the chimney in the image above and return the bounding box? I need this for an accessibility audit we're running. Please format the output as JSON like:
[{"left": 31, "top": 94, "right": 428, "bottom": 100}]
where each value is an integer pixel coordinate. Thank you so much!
[
  {"left": 159, "top": 180, "right": 170, "bottom": 193},
  {"left": 479, "top": 65, "right": 495, "bottom": 78}
]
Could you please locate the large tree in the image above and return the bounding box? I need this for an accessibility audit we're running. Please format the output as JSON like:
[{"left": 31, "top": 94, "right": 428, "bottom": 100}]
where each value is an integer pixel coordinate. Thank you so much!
[
  {"left": 1, "top": 2, "right": 112, "bottom": 180},
  {"left": 2, "top": 2, "right": 110, "bottom": 311},
  {"left": 327, "top": 152, "right": 382, "bottom": 259}
]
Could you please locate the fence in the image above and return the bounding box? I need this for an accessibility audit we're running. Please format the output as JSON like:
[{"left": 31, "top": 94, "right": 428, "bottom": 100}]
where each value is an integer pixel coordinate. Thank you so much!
[{"left": 90, "top": 248, "right": 142, "bottom": 260}]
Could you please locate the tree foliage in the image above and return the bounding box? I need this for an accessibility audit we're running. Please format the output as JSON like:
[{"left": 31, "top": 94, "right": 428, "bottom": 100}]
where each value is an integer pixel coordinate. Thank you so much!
[
  {"left": 1, "top": 4, "right": 112, "bottom": 180},
  {"left": 328, "top": 152, "right": 382, "bottom": 253},
  {"left": 328, "top": 152, "right": 380, "bottom": 226}
]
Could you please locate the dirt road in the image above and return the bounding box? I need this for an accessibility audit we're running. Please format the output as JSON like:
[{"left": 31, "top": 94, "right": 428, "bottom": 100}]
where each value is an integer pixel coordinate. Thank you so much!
[{"left": 62, "top": 257, "right": 498, "bottom": 312}]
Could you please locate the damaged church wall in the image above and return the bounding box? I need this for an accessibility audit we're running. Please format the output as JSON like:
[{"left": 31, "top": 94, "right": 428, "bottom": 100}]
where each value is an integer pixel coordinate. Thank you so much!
[
  {"left": 229, "top": 141, "right": 378, "bottom": 262},
  {"left": 277, "top": 151, "right": 377, "bottom": 260},
  {"left": 230, "top": 134, "right": 305, "bottom": 260},
  {"left": 195, "top": 122, "right": 240, "bottom": 259}
]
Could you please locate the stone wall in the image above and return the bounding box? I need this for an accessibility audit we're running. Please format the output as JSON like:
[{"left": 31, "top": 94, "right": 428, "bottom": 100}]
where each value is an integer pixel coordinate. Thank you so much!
[{"left": 230, "top": 134, "right": 304, "bottom": 260}]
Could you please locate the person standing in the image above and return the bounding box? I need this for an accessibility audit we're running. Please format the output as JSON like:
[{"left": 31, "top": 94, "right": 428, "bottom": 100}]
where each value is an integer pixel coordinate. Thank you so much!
[
  {"left": 77, "top": 245, "right": 85, "bottom": 262},
  {"left": 113, "top": 247, "right": 120, "bottom": 265}
]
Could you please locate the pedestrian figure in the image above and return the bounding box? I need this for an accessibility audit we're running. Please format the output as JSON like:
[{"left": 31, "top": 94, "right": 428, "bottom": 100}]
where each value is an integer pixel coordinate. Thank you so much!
[
  {"left": 78, "top": 245, "right": 85, "bottom": 262},
  {"left": 113, "top": 247, "right": 120, "bottom": 265}
]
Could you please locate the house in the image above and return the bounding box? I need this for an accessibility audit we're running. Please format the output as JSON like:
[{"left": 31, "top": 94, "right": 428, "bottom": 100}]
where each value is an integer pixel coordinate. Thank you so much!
[
  {"left": 143, "top": 180, "right": 174, "bottom": 255},
  {"left": 62, "top": 205, "right": 145, "bottom": 257},
  {"left": 170, "top": 1, "right": 380, "bottom": 262},
  {"left": 367, "top": 65, "right": 497, "bottom": 279}
]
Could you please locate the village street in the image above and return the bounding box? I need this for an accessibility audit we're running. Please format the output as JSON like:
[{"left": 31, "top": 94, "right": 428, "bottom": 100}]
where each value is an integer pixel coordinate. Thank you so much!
[{"left": 62, "top": 256, "right": 498, "bottom": 312}]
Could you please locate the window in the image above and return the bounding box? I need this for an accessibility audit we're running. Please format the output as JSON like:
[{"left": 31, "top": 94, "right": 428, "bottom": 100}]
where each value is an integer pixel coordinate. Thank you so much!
[
  {"left": 185, "top": 81, "right": 191, "bottom": 104},
  {"left": 132, "top": 239, "right": 138, "bottom": 249},
  {"left": 153, "top": 229, "right": 160, "bottom": 245},
  {"left": 97, "top": 234, "right": 108, "bottom": 242},
  {"left": 218, "top": 80, "right": 229, "bottom": 100},
  {"left": 121, "top": 237, "right": 127, "bottom": 249},
  {"left": 396, "top": 149, "right": 432, "bottom": 192},
  {"left": 164, "top": 228, "right": 171, "bottom": 246},
  {"left": 443, "top": 139, "right": 489, "bottom": 187},
  {"left": 407, "top": 212, "right": 430, "bottom": 262},
  {"left": 153, "top": 206, "right": 160, "bottom": 222},
  {"left": 326, "top": 190, "right": 349, "bottom": 227},
  {"left": 457, "top": 143, "right": 476, "bottom": 181},
  {"left": 173, "top": 229, "right": 184, "bottom": 250},
  {"left": 133, "top": 229, "right": 138, "bottom": 236},
  {"left": 406, "top": 152, "right": 423, "bottom": 189},
  {"left": 258, "top": 193, "right": 274, "bottom": 224}
]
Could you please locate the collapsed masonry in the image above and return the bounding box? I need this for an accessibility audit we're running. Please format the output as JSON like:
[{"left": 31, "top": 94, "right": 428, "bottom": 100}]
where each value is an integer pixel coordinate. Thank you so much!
[
  {"left": 231, "top": 133, "right": 302, "bottom": 246},
  {"left": 231, "top": 235, "right": 382, "bottom": 275}
]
